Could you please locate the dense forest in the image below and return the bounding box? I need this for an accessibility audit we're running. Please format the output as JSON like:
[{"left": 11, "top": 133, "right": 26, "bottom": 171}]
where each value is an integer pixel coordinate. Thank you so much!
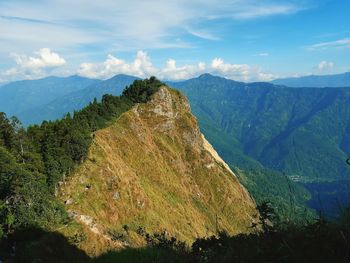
[{"left": 0, "top": 77, "right": 163, "bottom": 240}]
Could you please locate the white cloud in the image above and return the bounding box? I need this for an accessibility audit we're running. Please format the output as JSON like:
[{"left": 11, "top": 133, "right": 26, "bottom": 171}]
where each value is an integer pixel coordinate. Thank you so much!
[
  {"left": 315, "top": 61, "right": 334, "bottom": 72},
  {"left": 308, "top": 38, "right": 350, "bottom": 50},
  {"left": 78, "top": 51, "right": 157, "bottom": 79},
  {"left": 0, "top": 0, "right": 307, "bottom": 55},
  {"left": 0, "top": 48, "right": 276, "bottom": 83},
  {"left": 0, "top": 48, "right": 66, "bottom": 82},
  {"left": 78, "top": 51, "right": 275, "bottom": 82},
  {"left": 211, "top": 57, "right": 274, "bottom": 81},
  {"left": 11, "top": 48, "right": 66, "bottom": 70},
  {"left": 159, "top": 59, "right": 206, "bottom": 80}
]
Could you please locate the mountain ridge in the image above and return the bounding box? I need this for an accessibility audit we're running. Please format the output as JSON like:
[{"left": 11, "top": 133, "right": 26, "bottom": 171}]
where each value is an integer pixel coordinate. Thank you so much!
[
  {"left": 58, "top": 86, "right": 258, "bottom": 255},
  {"left": 271, "top": 72, "right": 350, "bottom": 88}
]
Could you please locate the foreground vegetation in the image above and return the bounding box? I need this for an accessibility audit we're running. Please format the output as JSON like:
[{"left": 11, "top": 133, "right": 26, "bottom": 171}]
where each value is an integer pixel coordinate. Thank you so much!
[
  {"left": 1, "top": 202, "right": 350, "bottom": 262},
  {"left": 91, "top": 210, "right": 350, "bottom": 263}
]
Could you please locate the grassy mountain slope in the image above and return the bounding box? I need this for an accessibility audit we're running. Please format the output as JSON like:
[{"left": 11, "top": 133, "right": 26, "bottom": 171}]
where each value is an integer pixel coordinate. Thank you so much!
[
  {"left": 58, "top": 86, "right": 258, "bottom": 256},
  {"left": 271, "top": 72, "right": 350, "bottom": 88},
  {"left": 0, "top": 75, "right": 99, "bottom": 119}
]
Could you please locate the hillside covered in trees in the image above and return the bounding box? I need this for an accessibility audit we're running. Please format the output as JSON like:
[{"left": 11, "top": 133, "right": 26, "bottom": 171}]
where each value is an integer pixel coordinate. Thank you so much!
[
  {"left": 0, "top": 77, "right": 163, "bottom": 241},
  {"left": 169, "top": 74, "right": 350, "bottom": 218}
]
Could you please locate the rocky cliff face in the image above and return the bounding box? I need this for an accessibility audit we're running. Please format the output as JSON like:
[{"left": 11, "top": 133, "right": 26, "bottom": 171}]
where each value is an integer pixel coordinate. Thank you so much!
[{"left": 59, "top": 86, "right": 257, "bottom": 255}]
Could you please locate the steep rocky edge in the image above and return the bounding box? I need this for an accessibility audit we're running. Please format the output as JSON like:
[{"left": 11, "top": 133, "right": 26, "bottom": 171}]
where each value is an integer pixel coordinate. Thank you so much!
[{"left": 58, "top": 86, "right": 258, "bottom": 255}]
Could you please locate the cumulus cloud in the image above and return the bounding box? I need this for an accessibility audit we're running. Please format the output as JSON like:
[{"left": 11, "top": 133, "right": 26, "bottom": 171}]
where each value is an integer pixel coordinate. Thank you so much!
[
  {"left": 78, "top": 51, "right": 156, "bottom": 79},
  {"left": 78, "top": 51, "right": 275, "bottom": 82},
  {"left": 212, "top": 57, "right": 275, "bottom": 81},
  {"left": 11, "top": 48, "right": 66, "bottom": 70},
  {"left": 159, "top": 59, "right": 206, "bottom": 80},
  {"left": 315, "top": 61, "right": 334, "bottom": 72},
  {"left": 0, "top": 49, "right": 275, "bottom": 83},
  {"left": 0, "top": 1, "right": 311, "bottom": 81},
  {"left": 0, "top": 48, "right": 66, "bottom": 82}
]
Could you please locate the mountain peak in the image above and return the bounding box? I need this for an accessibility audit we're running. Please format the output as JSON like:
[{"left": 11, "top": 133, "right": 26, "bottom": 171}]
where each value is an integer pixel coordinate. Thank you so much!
[
  {"left": 197, "top": 73, "right": 219, "bottom": 80},
  {"left": 199, "top": 73, "right": 214, "bottom": 77},
  {"left": 58, "top": 85, "right": 257, "bottom": 255},
  {"left": 108, "top": 74, "right": 141, "bottom": 81},
  {"left": 65, "top": 74, "right": 90, "bottom": 80}
]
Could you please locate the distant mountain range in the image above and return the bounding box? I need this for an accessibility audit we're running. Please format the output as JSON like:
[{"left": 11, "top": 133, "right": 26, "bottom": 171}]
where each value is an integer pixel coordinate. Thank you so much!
[
  {"left": 0, "top": 74, "right": 137, "bottom": 125},
  {"left": 17, "top": 74, "right": 138, "bottom": 125},
  {"left": 0, "top": 75, "right": 99, "bottom": 120},
  {"left": 2, "top": 71, "right": 350, "bottom": 126},
  {"left": 271, "top": 72, "right": 350, "bottom": 88}
]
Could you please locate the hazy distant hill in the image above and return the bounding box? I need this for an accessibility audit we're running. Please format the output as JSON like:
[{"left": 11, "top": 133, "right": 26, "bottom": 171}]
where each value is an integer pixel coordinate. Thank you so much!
[
  {"left": 18, "top": 74, "right": 138, "bottom": 125},
  {"left": 0, "top": 75, "right": 99, "bottom": 118},
  {"left": 271, "top": 72, "right": 350, "bottom": 88}
]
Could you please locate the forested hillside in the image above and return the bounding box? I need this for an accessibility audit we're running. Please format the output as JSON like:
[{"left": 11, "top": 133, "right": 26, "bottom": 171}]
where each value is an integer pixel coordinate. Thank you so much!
[
  {"left": 170, "top": 74, "right": 350, "bottom": 182},
  {"left": 0, "top": 77, "right": 163, "bottom": 241}
]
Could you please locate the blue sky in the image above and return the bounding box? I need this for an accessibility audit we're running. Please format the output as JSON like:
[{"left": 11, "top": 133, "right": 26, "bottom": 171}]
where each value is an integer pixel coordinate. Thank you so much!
[{"left": 0, "top": 0, "right": 349, "bottom": 82}]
